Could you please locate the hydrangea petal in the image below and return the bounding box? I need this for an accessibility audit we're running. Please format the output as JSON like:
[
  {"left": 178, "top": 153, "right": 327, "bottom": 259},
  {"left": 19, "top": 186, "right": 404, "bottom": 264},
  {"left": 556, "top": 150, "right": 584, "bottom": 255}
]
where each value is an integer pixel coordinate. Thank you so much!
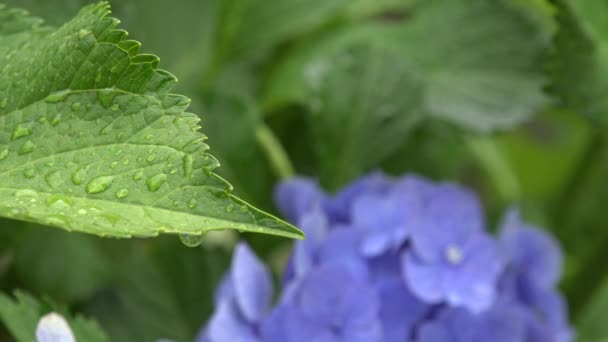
[
  {"left": 317, "top": 228, "right": 369, "bottom": 280},
  {"left": 500, "top": 209, "right": 562, "bottom": 288},
  {"left": 202, "top": 301, "right": 258, "bottom": 342},
  {"left": 275, "top": 177, "right": 325, "bottom": 222},
  {"left": 447, "top": 234, "right": 504, "bottom": 313},
  {"left": 419, "top": 304, "right": 526, "bottom": 342},
  {"left": 409, "top": 184, "right": 483, "bottom": 262},
  {"left": 326, "top": 172, "right": 394, "bottom": 223},
  {"left": 232, "top": 243, "right": 273, "bottom": 322},
  {"left": 376, "top": 274, "right": 430, "bottom": 341},
  {"left": 401, "top": 252, "right": 444, "bottom": 304}
]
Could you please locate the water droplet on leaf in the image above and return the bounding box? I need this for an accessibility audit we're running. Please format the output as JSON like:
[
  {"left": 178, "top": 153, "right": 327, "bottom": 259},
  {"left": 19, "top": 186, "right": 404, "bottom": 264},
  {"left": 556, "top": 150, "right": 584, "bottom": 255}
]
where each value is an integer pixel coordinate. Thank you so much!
[
  {"left": 179, "top": 233, "right": 206, "bottom": 247},
  {"left": 146, "top": 174, "right": 166, "bottom": 192},
  {"left": 86, "top": 176, "right": 114, "bottom": 194},
  {"left": 115, "top": 188, "right": 129, "bottom": 198},
  {"left": 132, "top": 171, "right": 144, "bottom": 180},
  {"left": 12, "top": 124, "right": 32, "bottom": 140},
  {"left": 18, "top": 140, "right": 35, "bottom": 155},
  {"left": 23, "top": 168, "right": 36, "bottom": 179},
  {"left": 71, "top": 168, "right": 87, "bottom": 185}
]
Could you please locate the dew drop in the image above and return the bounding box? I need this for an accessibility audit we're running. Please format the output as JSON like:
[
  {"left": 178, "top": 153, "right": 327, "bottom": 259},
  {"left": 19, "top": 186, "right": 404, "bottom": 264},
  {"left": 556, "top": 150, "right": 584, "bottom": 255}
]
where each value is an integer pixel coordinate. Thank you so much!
[
  {"left": 44, "top": 170, "right": 63, "bottom": 189},
  {"left": 146, "top": 154, "right": 156, "bottom": 162},
  {"left": 86, "top": 176, "right": 114, "bottom": 194},
  {"left": 71, "top": 168, "right": 87, "bottom": 185},
  {"left": 179, "top": 233, "right": 206, "bottom": 247},
  {"left": 111, "top": 104, "right": 120, "bottom": 112},
  {"left": 239, "top": 205, "right": 248, "bottom": 213},
  {"left": 0, "top": 149, "right": 8, "bottom": 161},
  {"left": 18, "top": 140, "right": 35, "bottom": 155},
  {"left": 145, "top": 134, "right": 153, "bottom": 140},
  {"left": 146, "top": 174, "right": 166, "bottom": 192},
  {"left": 11, "top": 124, "right": 32, "bottom": 140},
  {"left": 110, "top": 161, "right": 118, "bottom": 168},
  {"left": 97, "top": 90, "right": 114, "bottom": 108},
  {"left": 47, "top": 195, "right": 73, "bottom": 210},
  {"left": 50, "top": 114, "right": 61, "bottom": 126},
  {"left": 182, "top": 155, "right": 193, "bottom": 177},
  {"left": 45, "top": 215, "right": 67, "bottom": 226},
  {"left": 45, "top": 90, "right": 70, "bottom": 104},
  {"left": 188, "top": 198, "right": 197, "bottom": 209},
  {"left": 78, "top": 29, "right": 91, "bottom": 39},
  {"left": 115, "top": 188, "right": 129, "bottom": 199},
  {"left": 71, "top": 102, "right": 81, "bottom": 111},
  {"left": 78, "top": 208, "right": 87, "bottom": 215},
  {"left": 122, "top": 159, "right": 129, "bottom": 165},
  {"left": 132, "top": 171, "right": 144, "bottom": 180},
  {"left": 23, "top": 168, "right": 36, "bottom": 179},
  {"left": 14, "top": 189, "right": 39, "bottom": 199},
  {"left": 225, "top": 204, "right": 234, "bottom": 213}
]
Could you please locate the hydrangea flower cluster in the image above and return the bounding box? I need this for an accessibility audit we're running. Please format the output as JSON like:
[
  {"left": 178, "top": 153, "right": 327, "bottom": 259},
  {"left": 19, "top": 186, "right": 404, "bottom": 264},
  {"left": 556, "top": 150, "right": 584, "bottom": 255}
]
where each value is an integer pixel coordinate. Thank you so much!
[{"left": 199, "top": 173, "right": 573, "bottom": 342}]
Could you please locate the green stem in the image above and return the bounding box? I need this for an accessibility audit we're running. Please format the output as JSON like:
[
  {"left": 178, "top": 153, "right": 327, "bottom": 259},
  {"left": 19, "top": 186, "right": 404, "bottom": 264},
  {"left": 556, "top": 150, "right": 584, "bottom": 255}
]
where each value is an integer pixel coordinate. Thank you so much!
[
  {"left": 466, "top": 136, "right": 521, "bottom": 202},
  {"left": 256, "top": 124, "right": 295, "bottom": 180}
]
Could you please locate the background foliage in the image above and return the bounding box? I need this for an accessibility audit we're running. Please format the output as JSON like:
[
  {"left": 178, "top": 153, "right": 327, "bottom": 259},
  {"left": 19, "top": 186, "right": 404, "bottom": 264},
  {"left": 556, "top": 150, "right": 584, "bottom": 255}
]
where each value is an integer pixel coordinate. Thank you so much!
[{"left": 0, "top": 0, "right": 607, "bottom": 341}]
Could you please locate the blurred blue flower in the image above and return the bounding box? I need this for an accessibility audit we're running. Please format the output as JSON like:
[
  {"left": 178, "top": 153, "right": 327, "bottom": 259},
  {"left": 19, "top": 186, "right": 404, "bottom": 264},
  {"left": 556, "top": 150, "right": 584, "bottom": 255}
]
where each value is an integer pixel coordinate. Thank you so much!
[
  {"left": 499, "top": 209, "right": 573, "bottom": 342},
  {"left": 198, "top": 243, "right": 272, "bottom": 342},
  {"left": 202, "top": 172, "right": 573, "bottom": 342},
  {"left": 417, "top": 302, "right": 526, "bottom": 342},
  {"left": 262, "top": 264, "right": 382, "bottom": 342}
]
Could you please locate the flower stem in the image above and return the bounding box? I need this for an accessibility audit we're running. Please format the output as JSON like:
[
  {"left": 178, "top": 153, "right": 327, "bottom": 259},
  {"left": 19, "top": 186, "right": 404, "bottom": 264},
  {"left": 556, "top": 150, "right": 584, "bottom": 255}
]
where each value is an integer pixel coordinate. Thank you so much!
[{"left": 256, "top": 124, "right": 295, "bottom": 180}]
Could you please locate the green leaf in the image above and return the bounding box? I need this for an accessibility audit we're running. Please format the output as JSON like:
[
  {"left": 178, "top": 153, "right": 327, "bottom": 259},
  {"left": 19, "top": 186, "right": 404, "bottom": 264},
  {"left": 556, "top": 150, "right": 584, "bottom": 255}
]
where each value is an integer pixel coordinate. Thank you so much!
[
  {"left": 0, "top": 290, "right": 109, "bottom": 342},
  {"left": 0, "top": 2, "right": 302, "bottom": 239},
  {"left": 307, "top": 46, "right": 424, "bottom": 189},
  {"left": 265, "top": 0, "right": 550, "bottom": 132},
  {"left": 83, "top": 239, "right": 230, "bottom": 341},
  {"left": 13, "top": 225, "right": 113, "bottom": 302},
  {"left": 575, "top": 277, "right": 608, "bottom": 341},
  {"left": 213, "top": 0, "right": 351, "bottom": 63},
  {"left": 550, "top": 0, "right": 608, "bottom": 121}
]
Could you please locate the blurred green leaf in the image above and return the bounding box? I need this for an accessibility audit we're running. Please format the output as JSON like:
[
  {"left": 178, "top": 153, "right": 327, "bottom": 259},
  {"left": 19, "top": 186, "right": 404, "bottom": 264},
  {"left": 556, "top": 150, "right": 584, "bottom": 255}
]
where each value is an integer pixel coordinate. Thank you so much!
[
  {"left": 550, "top": 0, "right": 608, "bottom": 121},
  {"left": 389, "top": 0, "right": 551, "bottom": 131},
  {"left": 575, "top": 276, "right": 608, "bottom": 342},
  {"left": 307, "top": 46, "right": 424, "bottom": 189},
  {"left": 266, "top": 0, "right": 551, "bottom": 132},
  {"left": 213, "top": 0, "right": 351, "bottom": 64},
  {"left": 13, "top": 226, "right": 113, "bottom": 303},
  {"left": 0, "top": 290, "right": 109, "bottom": 342},
  {"left": 554, "top": 129, "right": 608, "bottom": 316},
  {"left": 197, "top": 92, "right": 275, "bottom": 208},
  {"left": 83, "top": 239, "right": 230, "bottom": 341}
]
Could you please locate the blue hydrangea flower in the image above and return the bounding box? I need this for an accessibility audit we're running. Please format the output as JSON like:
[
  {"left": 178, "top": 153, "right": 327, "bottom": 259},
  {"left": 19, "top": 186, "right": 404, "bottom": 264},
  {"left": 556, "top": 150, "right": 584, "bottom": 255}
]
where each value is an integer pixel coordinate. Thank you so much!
[
  {"left": 262, "top": 264, "right": 382, "bottom": 342},
  {"left": 202, "top": 172, "right": 573, "bottom": 342},
  {"left": 198, "top": 243, "right": 273, "bottom": 342}
]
